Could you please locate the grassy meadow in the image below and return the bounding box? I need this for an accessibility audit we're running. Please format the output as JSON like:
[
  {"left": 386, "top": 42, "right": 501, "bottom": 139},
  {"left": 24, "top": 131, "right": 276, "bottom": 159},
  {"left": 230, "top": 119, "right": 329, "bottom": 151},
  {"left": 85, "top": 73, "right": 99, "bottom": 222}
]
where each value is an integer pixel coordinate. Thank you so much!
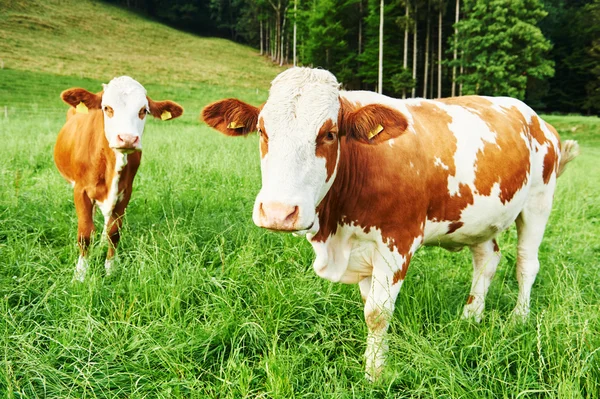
[{"left": 1, "top": 1, "right": 599, "bottom": 397}]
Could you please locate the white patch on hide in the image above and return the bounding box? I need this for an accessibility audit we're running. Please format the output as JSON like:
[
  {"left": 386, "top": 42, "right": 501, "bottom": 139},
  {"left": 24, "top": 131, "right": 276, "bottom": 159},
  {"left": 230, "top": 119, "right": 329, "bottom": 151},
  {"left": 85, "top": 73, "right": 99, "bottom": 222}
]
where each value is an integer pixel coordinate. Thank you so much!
[{"left": 97, "top": 151, "right": 127, "bottom": 236}]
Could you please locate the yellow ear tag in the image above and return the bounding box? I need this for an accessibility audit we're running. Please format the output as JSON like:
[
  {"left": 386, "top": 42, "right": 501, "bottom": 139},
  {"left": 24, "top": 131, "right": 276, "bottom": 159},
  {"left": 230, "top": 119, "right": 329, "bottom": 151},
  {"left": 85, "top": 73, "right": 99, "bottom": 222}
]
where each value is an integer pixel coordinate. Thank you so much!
[
  {"left": 75, "top": 102, "right": 88, "bottom": 114},
  {"left": 368, "top": 124, "right": 384, "bottom": 139},
  {"left": 227, "top": 121, "right": 245, "bottom": 129},
  {"left": 161, "top": 110, "right": 172, "bottom": 121}
]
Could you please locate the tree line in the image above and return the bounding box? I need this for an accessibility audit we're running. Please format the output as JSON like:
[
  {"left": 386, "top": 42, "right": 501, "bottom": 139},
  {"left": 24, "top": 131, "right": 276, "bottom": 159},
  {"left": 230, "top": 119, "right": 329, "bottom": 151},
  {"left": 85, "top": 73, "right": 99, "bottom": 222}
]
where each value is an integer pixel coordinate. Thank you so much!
[{"left": 106, "top": 0, "right": 600, "bottom": 115}]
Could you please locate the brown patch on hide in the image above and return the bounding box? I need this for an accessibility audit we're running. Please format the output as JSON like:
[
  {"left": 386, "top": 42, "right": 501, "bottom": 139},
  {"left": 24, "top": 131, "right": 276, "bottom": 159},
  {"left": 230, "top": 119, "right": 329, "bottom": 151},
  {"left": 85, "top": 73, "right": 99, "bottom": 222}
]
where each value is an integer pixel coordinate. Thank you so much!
[
  {"left": 471, "top": 106, "right": 531, "bottom": 204},
  {"left": 315, "top": 118, "right": 339, "bottom": 181}
]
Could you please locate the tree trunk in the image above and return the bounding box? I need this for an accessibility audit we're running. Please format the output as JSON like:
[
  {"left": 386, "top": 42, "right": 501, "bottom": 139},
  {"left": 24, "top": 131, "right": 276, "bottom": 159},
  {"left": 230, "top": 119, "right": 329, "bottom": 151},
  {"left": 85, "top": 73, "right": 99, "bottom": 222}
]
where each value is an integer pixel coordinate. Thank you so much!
[
  {"left": 412, "top": 6, "right": 417, "bottom": 98},
  {"left": 452, "top": 0, "right": 459, "bottom": 96},
  {"left": 459, "top": 50, "right": 464, "bottom": 95},
  {"left": 403, "top": 0, "right": 409, "bottom": 99},
  {"left": 276, "top": 11, "right": 281, "bottom": 63},
  {"left": 438, "top": 2, "right": 442, "bottom": 98},
  {"left": 271, "top": 19, "right": 276, "bottom": 60},
  {"left": 430, "top": 33, "right": 434, "bottom": 98},
  {"left": 358, "top": 0, "right": 363, "bottom": 56},
  {"left": 438, "top": 6, "right": 442, "bottom": 98},
  {"left": 423, "top": 7, "right": 430, "bottom": 98},
  {"left": 260, "top": 19, "right": 264, "bottom": 55},
  {"left": 280, "top": 12, "right": 286, "bottom": 66},
  {"left": 272, "top": 17, "right": 277, "bottom": 61},
  {"left": 269, "top": 1, "right": 282, "bottom": 63},
  {"left": 293, "top": 0, "right": 297, "bottom": 66},
  {"left": 266, "top": 20, "right": 270, "bottom": 57},
  {"left": 378, "top": 0, "right": 384, "bottom": 94}
]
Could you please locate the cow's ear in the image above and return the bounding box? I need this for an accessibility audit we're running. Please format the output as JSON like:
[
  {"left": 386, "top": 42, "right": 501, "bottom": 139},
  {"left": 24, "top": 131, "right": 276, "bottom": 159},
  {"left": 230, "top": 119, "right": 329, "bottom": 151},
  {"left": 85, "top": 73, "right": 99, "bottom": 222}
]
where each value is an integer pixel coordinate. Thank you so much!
[
  {"left": 60, "top": 88, "right": 103, "bottom": 110},
  {"left": 147, "top": 97, "right": 184, "bottom": 121},
  {"left": 201, "top": 98, "right": 260, "bottom": 136},
  {"left": 343, "top": 104, "right": 408, "bottom": 144}
]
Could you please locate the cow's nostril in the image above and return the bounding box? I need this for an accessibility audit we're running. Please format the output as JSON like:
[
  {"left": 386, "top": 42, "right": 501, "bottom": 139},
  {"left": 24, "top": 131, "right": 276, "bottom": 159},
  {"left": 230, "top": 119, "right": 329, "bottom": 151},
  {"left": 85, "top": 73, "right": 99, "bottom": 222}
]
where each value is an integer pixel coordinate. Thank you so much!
[
  {"left": 259, "top": 203, "right": 266, "bottom": 219},
  {"left": 285, "top": 206, "right": 299, "bottom": 224}
]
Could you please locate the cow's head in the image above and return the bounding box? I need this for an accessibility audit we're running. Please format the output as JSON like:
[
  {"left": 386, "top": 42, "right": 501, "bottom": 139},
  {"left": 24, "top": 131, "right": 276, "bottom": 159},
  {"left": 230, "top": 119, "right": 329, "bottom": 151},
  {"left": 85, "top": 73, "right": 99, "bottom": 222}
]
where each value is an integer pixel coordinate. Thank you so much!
[
  {"left": 61, "top": 76, "right": 183, "bottom": 153},
  {"left": 202, "top": 67, "right": 407, "bottom": 233}
]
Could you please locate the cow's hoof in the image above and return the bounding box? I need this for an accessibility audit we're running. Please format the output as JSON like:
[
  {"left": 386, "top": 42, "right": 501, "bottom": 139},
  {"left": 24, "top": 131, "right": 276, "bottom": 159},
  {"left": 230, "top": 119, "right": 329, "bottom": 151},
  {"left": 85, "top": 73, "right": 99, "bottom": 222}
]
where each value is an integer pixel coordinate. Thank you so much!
[
  {"left": 462, "top": 304, "right": 483, "bottom": 323},
  {"left": 104, "top": 259, "right": 115, "bottom": 276},
  {"left": 511, "top": 305, "right": 530, "bottom": 323},
  {"left": 72, "top": 256, "right": 88, "bottom": 283}
]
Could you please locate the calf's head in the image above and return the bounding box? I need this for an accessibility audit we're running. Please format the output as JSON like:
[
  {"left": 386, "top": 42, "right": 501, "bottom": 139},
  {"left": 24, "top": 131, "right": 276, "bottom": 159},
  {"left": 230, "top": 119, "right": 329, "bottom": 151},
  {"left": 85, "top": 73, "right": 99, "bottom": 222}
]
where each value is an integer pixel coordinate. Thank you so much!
[
  {"left": 61, "top": 76, "right": 183, "bottom": 152},
  {"left": 202, "top": 67, "right": 407, "bottom": 233}
]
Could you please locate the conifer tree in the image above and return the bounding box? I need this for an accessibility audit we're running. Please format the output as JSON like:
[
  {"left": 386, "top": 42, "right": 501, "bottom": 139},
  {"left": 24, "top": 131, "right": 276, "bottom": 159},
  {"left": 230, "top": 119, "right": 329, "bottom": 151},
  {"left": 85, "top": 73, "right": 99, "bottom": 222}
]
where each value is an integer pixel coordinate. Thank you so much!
[{"left": 450, "top": 0, "right": 554, "bottom": 99}]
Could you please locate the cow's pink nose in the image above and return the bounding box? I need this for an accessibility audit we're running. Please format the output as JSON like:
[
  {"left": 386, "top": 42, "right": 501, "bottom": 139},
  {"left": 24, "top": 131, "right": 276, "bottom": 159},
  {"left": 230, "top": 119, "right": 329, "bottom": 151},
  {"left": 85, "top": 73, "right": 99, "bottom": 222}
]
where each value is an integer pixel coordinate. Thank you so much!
[
  {"left": 115, "top": 134, "right": 140, "bottom": 149},
  {"left": 257, "top": 201, "right": 300, "bottom": 231}
]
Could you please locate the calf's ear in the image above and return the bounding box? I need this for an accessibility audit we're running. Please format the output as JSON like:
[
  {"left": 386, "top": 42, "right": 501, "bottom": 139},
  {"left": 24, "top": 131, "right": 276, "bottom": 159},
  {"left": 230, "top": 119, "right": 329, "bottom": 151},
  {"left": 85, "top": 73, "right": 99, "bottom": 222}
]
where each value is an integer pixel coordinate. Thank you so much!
[
  {"left": 60, "top": 88, "right": 103, "bottom": 110},
  {"left": 201, "top": 98, "right": 260, "bottom": 136},
  {"left": 343, "top": 104, "right": 408, "bottom": 144},
  {"left": 147, "top": 97, "right": 184, "bottom": 121}
]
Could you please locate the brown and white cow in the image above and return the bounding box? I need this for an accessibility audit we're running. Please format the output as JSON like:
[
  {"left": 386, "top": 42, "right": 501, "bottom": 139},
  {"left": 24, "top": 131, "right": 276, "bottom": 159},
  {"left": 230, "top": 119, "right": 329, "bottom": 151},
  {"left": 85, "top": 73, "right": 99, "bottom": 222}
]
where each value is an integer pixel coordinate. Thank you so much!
[
  {"left": 201, "top": 67, "right": 579, "bottom": 380},
  {"left": 55, "top": 76, "right": 183, "bottom": 282}
]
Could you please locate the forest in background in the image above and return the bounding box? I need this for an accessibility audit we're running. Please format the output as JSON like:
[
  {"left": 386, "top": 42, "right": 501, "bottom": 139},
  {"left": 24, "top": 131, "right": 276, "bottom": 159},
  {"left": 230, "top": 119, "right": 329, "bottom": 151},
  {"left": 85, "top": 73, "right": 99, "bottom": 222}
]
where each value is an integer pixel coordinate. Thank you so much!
[{"left": 105, "top": 0, "right": 600, "bottom": 115}]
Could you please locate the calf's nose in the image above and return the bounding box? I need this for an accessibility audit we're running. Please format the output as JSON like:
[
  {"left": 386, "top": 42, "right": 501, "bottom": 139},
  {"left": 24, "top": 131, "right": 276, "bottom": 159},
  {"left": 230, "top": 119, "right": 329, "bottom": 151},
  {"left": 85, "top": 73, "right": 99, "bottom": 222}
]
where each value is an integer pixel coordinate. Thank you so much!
[
  {"left": 257, "top": 201, "right": 300, "bottom": 231},
  {"left": 115, "top": 134, "right": 140, "bottom": 149}
]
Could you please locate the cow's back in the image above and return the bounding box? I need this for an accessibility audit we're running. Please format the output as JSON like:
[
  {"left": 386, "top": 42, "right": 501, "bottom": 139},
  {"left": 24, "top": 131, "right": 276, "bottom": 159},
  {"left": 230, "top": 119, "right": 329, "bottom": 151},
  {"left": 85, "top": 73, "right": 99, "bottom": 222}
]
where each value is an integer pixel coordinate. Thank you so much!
[
  {"left": 414, "top": 96, "right": 560, "bottom": 247},
  {"left": 338, "top": 92, "right": 561, "bottom": 249}
]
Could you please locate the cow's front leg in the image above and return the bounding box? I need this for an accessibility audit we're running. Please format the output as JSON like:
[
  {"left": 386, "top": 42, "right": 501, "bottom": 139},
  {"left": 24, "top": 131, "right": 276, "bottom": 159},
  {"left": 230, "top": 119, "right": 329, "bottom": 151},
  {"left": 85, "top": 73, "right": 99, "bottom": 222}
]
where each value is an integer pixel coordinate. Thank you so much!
[
  {"left": 358, "top": 276, "right": 372, "bottom": 303},
  {"left": 364, "top": 246, "right": 410, "bottom": 381},
  {"left": 73, "top": 187, "right": 95, "bottom": 282}
]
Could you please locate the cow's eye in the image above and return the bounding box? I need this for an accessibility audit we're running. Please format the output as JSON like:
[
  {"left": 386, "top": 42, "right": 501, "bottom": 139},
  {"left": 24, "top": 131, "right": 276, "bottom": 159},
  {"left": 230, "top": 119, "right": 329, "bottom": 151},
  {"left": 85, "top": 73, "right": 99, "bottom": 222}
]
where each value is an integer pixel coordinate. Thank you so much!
[
  {"left": 326, "top": 132, "right": 337, "bottom": 142},
  {"left": 103, "top": 106, "right": 114, "bottom": 118},
  {"left": 138, "top": 107, "right": 148, "bottom": 120},
  {"left": 259, "top": 128, "right": 268, "bottom": 141}
]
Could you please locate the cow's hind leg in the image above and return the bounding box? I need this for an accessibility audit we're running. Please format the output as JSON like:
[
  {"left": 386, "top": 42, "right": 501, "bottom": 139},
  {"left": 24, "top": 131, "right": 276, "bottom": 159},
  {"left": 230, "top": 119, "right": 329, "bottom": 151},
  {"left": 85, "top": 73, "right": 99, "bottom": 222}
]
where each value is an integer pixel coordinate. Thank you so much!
[
  {"left": 462, "top": 239, "right": 501, "bottom": 322},
  {"left": 513, "top": 192, "right": 553, "bottom": 320}
]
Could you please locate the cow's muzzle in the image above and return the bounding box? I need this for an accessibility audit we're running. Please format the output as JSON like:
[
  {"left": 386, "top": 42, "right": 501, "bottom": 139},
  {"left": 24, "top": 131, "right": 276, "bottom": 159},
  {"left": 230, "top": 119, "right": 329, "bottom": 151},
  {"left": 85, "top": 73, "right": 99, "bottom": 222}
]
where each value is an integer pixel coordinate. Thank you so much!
[
  {"left": 112, "top": 134, "right": 141, "bottom": 152},
  {"left": 255, "top": 201, "right": 303, "bottom": 231}
]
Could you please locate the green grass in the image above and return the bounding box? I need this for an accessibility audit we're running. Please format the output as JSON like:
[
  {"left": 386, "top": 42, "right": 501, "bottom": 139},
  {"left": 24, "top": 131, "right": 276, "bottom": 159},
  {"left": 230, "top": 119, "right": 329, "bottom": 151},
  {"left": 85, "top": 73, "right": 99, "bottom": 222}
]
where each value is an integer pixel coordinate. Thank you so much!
[{"left": 1, "top": 1, "right": 600, "bottom": 397}]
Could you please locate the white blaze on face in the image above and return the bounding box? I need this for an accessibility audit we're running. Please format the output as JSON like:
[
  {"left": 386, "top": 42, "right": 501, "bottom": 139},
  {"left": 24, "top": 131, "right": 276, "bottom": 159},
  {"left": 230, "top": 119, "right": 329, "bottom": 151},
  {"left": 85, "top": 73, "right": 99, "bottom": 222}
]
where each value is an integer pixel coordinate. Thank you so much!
[
  {"left": 252, "top": 68, "right": 342, "bottom": 231},
  {"left": 101, "top": 76, "right": 149, "bottom": 151}
]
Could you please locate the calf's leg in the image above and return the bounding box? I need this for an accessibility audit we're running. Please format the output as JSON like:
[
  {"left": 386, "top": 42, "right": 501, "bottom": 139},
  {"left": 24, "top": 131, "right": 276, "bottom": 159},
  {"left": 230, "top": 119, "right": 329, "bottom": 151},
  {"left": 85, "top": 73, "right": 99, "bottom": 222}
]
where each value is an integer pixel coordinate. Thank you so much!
[
  {"left": 73, "top": 187, "right": 94, "bottom": 282},
  {"left": 103, "top": 199, "right": 129, "bottom": 276}
]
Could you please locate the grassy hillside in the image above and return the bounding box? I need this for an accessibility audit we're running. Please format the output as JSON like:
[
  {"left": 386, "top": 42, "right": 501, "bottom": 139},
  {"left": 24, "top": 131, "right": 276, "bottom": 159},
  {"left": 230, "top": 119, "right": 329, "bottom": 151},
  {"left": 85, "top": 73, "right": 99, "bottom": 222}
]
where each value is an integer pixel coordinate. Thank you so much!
[
  {"left": 0, "top": 0, "right": 281, "bottom": 89},
  {"left": 1, "top": 1, "right": 599, "bottom": 397},
  {"left": 0, "top": 0, "right": 282, "bottom": 117}
]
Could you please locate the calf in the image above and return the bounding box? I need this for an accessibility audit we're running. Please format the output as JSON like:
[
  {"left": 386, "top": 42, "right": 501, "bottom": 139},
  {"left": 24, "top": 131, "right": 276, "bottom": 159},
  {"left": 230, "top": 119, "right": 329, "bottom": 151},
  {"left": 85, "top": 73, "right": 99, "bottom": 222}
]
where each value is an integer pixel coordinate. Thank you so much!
[
  {"left": 202, "top": 67, "right": 580, "bottom": 380},
  {"left": 55, "top": 76, "right": 183, "bottom": 281}
]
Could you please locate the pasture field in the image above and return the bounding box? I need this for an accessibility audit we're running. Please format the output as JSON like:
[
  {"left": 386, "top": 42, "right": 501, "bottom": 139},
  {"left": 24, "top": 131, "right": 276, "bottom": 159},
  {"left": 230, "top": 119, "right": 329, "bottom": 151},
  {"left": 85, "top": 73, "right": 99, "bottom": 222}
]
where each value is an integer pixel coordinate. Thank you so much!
[{"left": 1, "top": 1, "right": 600, "bottom": 397}]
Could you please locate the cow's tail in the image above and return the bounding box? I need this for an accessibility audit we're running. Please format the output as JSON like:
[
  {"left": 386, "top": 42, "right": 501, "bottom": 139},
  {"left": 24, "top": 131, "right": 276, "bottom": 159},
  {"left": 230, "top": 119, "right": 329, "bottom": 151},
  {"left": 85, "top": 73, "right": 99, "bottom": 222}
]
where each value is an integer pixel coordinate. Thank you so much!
[{"left": 557, "top": 140, "right": 580, "bottom": 177}]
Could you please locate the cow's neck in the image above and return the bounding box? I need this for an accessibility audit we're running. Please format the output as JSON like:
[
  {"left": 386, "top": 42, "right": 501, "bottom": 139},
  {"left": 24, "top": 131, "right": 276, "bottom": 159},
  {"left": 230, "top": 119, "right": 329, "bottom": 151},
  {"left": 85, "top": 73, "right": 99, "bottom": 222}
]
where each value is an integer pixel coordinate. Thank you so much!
[
  {"left": 313, "top": 137, "right": 368, "bottom": 242},
  {"left": 312, "top": 131, "right": 429, "bottom": 257}
]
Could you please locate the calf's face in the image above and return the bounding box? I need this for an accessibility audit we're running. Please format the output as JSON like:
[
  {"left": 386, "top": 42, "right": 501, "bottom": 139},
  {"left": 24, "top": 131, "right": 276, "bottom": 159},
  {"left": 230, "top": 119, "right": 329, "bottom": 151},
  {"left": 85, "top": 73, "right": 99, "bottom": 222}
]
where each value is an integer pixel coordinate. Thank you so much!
[
  {"left": 202, "top": 68, "right": 407, "bottom": 233},
  {"left": 61, "top": 76, "right": 183, "bottom": 152}
]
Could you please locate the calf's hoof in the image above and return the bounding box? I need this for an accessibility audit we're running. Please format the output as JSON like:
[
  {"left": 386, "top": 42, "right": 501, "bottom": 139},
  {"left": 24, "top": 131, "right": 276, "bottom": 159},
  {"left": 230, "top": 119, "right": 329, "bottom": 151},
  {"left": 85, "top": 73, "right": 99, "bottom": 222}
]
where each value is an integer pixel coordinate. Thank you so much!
[{"left": 72, "top": 256, "right": 88, "bottom": 283}]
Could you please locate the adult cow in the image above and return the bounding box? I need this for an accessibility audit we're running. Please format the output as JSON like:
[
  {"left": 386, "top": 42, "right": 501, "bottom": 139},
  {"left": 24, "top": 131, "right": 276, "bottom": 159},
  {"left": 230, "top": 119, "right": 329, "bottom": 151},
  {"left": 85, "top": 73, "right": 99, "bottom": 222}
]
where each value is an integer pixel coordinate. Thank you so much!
[
  {"left": 55, "top": 76, "right": 183, "bottom": 282},
  {"left": 201, "top": 67, "right": 579, "bottom": 380}
]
